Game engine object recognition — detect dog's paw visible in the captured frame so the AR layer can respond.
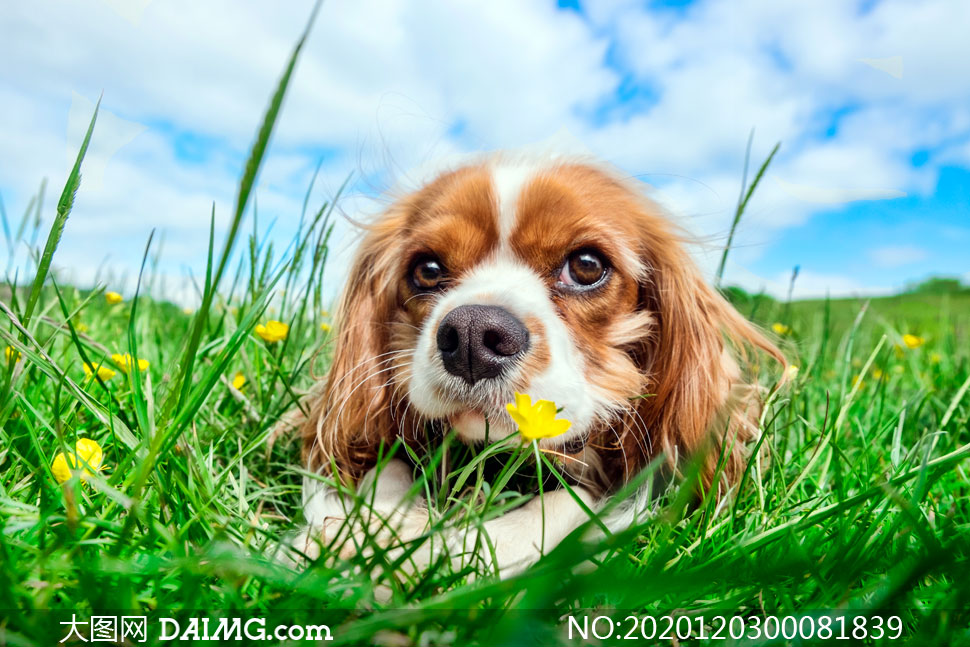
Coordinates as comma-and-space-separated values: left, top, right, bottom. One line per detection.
306, 504, 434, 565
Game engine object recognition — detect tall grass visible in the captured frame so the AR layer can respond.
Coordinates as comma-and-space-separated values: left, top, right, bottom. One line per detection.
1, 8, 970, 646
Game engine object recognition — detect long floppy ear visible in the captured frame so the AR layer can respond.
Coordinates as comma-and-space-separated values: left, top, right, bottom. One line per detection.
301, 206, 408, 484
635, 222, 785, 498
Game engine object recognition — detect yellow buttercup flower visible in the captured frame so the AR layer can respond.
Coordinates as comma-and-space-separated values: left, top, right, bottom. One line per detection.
851, 375, 865, 389
320, 322, 331, 333
505, 392, 572, 441
105, 291, 123, 305
785, 365, 799, 380
255, 320, 289, 343
111, 353, 149, 373
4, 346, 21, 362
83, 361, 116, 381
51, 438, 104, 484
75, 322, 89, 333
771, 322, 791, 335
873, 368, 884, 380
231, 372, 246, 389
902, 334, 924, 349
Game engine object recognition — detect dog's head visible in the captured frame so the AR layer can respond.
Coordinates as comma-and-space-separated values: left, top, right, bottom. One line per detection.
302, 158, 783, 494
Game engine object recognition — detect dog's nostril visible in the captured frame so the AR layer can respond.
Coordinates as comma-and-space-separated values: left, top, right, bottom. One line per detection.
482, 328, 521, 356
438, 325, 460, 353
482, 329, 503, 354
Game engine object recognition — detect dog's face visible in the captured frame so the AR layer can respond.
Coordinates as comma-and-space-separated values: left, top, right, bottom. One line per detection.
304, 158, 782, 492
400, 163, 648, 451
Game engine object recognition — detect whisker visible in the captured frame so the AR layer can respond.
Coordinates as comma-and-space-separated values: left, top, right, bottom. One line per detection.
539, 448, 589, 468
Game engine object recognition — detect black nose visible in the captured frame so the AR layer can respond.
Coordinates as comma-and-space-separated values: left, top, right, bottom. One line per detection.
436, 305, 530, 384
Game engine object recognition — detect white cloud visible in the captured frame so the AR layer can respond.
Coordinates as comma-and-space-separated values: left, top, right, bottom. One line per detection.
67, 91, 147, 193
773, 177, 906, 204
868, 245, 928, 268
0, 0, 967, 303
858, 56, 904, 80
728, 264, 895, 300
100, 0, 155, 25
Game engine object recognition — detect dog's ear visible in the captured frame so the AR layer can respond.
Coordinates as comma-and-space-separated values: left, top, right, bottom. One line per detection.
301, 205, 408, 483
632, 219, 785, 497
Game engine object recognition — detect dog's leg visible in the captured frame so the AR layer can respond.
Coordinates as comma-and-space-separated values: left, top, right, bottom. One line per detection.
296, 463, 599, 582
448, 487, 600, 578
296, 459, 423, 560
360, 485, 599, 583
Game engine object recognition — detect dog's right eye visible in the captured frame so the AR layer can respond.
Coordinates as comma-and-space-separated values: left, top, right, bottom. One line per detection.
411, 257, 446, 290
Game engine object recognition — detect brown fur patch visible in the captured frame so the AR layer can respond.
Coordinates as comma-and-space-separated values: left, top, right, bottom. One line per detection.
301, 165, 501, 480
510, 163, 784, 495
512, 315, 551, 390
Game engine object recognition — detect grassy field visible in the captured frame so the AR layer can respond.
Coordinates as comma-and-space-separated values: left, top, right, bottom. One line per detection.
2, 22, 970, 647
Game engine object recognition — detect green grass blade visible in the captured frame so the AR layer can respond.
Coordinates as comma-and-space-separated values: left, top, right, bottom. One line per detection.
715, 138, 780, 288
21, 99, 99, 329
171, 2, 322, 414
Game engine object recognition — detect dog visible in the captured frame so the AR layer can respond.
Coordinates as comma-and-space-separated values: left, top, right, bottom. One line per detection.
289, 156, 784, 578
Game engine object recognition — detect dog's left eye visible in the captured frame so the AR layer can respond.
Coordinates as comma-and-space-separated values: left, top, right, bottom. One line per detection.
558, 250, 608, 289
412, 257, 446, 290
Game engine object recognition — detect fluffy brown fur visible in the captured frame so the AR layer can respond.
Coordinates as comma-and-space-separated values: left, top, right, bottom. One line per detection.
300, 160, 784, 499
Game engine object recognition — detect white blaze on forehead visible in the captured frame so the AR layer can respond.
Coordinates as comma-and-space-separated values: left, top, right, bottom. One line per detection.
491, 160, 647, 281
490, 162, 540, 247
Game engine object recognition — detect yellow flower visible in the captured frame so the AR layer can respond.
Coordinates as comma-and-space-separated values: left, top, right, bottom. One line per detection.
771, 322, 790, 335
321, 309, 330, 318
182, 307, 194, 316
320, 322, 331, 333
75, 322, 89, 333
105, 291, 123, 305
83, 361, 116, 381
930, 352, 942, 365
4, 346, 21, 362
255, 320, 289, 343
231, 372, 246, 389
902, 334, 924, 349
51, 438, 104, 484
111, 353, 149, 373
505, 392, 572, 441
785, 365, 799, 380
851, 375, 865, 389
873, 368, 884, 380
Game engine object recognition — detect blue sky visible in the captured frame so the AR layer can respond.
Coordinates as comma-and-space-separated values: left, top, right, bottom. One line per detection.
1, 0, 967, 303
758, 166, 970, 289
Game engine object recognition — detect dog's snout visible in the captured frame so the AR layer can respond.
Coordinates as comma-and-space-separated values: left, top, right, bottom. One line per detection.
436, 305, 529, 384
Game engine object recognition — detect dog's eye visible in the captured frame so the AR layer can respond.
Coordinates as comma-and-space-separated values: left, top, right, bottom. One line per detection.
559, 250, 607, 289
412, 257, 446, 290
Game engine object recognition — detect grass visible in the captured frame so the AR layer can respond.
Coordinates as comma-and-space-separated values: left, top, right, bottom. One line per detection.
2, 15, 970, 647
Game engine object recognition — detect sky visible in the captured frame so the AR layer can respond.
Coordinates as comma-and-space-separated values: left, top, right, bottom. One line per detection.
1, 0, 968, 304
